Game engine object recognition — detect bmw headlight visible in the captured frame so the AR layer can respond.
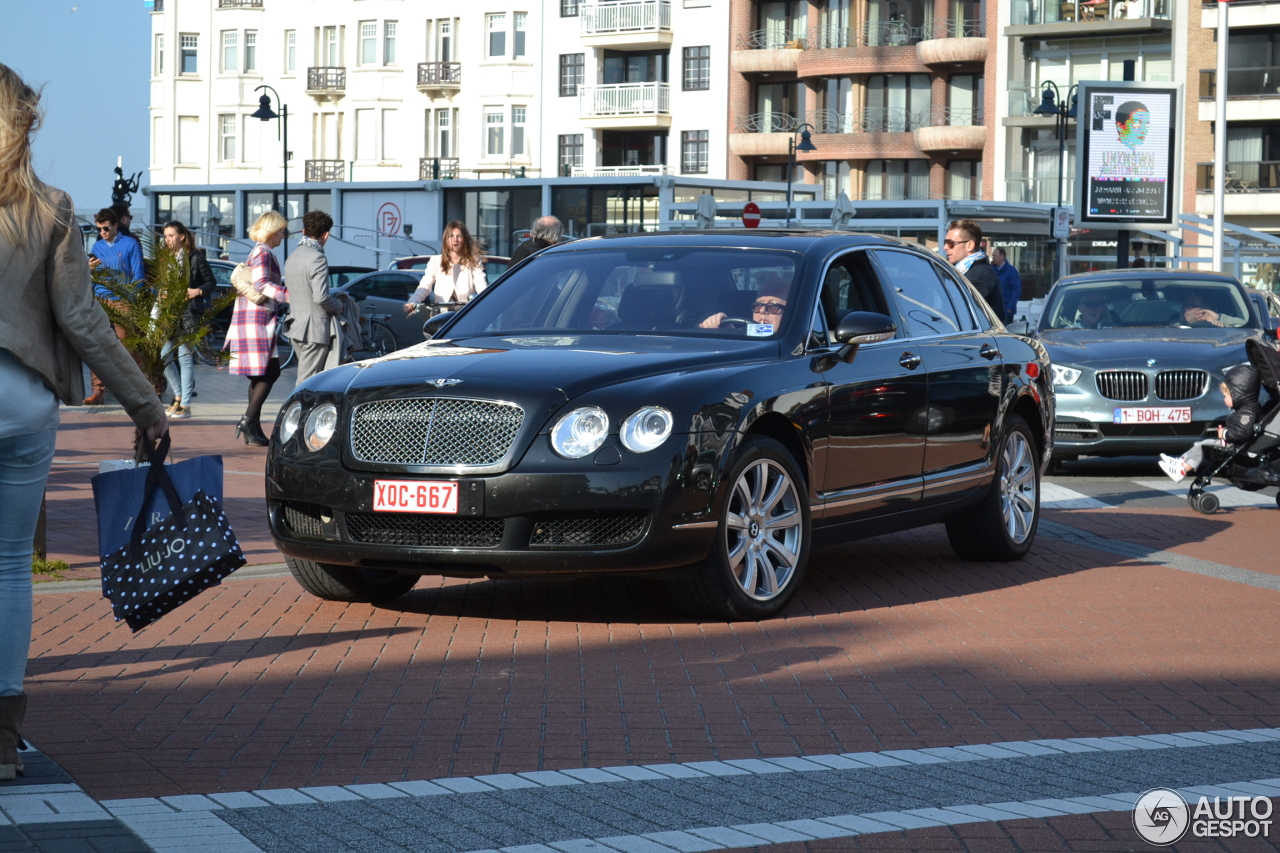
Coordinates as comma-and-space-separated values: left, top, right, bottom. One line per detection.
303, 403, 338, 452
551, 406, 609, 458
620, 406, 673, 453
1051, 365, 1082, 386
279, 402, 303, 444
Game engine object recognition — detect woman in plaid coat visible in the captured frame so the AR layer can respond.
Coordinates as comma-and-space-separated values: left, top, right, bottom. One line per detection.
225, 211, 288, 446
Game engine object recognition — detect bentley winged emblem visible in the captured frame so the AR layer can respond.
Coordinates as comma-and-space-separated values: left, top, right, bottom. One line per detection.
431, 378, 463, 388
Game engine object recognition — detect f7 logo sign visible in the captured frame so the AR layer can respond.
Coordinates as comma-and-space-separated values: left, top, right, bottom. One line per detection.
377, 202, 402, 236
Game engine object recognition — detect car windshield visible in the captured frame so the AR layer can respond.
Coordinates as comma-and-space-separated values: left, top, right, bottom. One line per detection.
1041, 279, 1254, 331
445, 247, 802, 339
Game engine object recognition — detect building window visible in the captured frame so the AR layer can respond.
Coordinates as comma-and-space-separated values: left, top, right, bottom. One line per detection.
487, 14, 507, 58
221, 31, 238, 73
435, 19, 454, 61
437, 108, 454, 157
382, 109, 398, 161
947, 74, 983, 125
823, 161, 852, 200
514, 12, 527, 58
559, 134, 583, 176
244, 30, 257, 72
682, 46, 710, 91
180, 33, 197, 74
559, 54, 584, 97
384, 21, 397, 65
154, 34, 164, 76
946, 160, 983, 200
512, 106, 527, 156
865, 74, 932, 131
561, 0, 579, 16
323, 26, 340, 66
218, 114, 236, 163
485, 107, 505, 155
681, 130, 708, 174
865, 160, 930, 200
360, 21, 377, 66
285, 31, 296, 73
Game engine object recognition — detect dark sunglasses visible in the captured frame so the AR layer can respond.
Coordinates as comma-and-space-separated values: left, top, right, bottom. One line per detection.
1080, 300, 1105, 308
943, 238, 971, 248
96, 225, 114, 231
752, 301, 785, 315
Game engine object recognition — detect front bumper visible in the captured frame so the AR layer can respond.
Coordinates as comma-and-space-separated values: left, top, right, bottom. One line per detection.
1052, 400, 1226, 457
266, 435, 720, 576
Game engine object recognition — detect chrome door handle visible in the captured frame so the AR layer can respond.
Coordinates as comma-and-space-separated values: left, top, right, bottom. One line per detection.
899, 352, 922, 370
980, 343, 1000, 360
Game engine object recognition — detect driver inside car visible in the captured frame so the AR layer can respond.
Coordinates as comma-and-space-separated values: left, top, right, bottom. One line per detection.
1181, 291, 1241, 328
700, 277, 789, 331
1071, 294, 1114, 329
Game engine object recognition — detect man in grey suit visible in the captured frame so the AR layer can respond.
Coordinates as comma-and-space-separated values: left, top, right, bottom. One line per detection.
285, 210, 342, 382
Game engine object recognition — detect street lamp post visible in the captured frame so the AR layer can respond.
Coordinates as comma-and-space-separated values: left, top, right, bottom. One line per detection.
251, 85, 289, 260
1033, 82, 1077, 283
785, 123, 817, 227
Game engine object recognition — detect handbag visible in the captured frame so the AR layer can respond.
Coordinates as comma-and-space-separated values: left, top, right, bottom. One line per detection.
99, 437, 246, 632
230, 262, 268, 305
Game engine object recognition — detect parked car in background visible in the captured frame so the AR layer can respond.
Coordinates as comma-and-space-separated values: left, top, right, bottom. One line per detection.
327, 265, 376, 290
333, 270, 426, 351
1247, 288, 1280, 329
1011, 270, 1268, 466
267, 231, 1053, 620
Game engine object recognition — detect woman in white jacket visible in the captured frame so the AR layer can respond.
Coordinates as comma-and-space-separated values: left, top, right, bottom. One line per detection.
403, 220, 487, 314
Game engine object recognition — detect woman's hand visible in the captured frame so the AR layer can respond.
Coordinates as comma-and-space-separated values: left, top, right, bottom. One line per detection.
403, 302, 418, 316
699, 313, 726, 329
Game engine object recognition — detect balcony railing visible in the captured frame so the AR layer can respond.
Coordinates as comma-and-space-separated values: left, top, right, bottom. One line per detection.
737, 28, 807, 50
417, 62, 461, 87
307, 67, 346, 92
1196, 162, 1280, 193
1006, 172, 1076, 205
811, 20, 926, 49
733, 112, 804, 133
926, 18, 985, 38
811, 107, 934, 133
580, 0, 671, 35
571, 165, 669, 177
1012, 0, 1170, 25
1200, 67, 1280, 99
305, 160, 345, 182
579, 82, 670, 117
217, 0, 263, 7
419, 158, 460, 180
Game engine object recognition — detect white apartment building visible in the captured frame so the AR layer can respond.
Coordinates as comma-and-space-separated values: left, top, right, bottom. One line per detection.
147, 0, 730, 192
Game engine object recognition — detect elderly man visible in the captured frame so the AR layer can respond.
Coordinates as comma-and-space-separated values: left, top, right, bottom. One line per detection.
700, 277, 789, 332
1073, 294, 1113, 330
285, 210, 344, 382
509, 216, 564, 265
1181, 291, 1242, 328
944, 219, 1004, 321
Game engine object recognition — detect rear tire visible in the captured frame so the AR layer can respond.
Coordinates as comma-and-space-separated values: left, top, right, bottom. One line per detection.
286, 557, 418, 603
946, 415, 1040, 561
677, 435, 810, 621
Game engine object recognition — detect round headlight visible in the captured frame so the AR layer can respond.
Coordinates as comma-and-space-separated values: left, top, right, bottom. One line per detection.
303, 403, 338, 452
278, 402, 303, 444
620, 406, 673, 453
1050, 364, 1082, 386
550, 406, 610, 458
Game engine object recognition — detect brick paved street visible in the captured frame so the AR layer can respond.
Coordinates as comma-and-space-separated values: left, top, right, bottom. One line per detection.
6, 364, 1280, 852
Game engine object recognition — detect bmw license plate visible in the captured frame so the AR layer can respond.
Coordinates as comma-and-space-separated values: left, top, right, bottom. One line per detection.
1113, 407, 1192, 425
373, 480, 459, 514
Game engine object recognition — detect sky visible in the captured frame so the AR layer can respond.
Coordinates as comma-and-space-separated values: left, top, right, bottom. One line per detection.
1, 0, 150, 211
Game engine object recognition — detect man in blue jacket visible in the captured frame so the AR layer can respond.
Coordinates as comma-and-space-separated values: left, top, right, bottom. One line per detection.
991, 247, 1022, 323
84, 207, 145, 404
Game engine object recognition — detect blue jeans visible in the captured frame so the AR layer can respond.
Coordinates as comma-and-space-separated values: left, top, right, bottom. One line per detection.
162, 341, 194, 405
0, 428, 56, 696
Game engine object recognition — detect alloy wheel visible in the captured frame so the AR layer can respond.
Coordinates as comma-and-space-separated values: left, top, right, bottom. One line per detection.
724, 459, 803, 600
998, 430, 1037, 544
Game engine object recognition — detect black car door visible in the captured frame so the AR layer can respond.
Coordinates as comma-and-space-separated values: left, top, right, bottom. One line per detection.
814, 250, 927, 526
869, 250, 1003, 500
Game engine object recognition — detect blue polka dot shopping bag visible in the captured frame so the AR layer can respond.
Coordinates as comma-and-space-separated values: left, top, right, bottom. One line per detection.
98, 436, 247, 632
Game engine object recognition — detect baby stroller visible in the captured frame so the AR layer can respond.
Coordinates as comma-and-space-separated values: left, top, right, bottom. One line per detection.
1187, 338, 1280, 514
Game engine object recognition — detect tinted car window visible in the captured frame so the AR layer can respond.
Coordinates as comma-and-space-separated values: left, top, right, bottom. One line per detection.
930, 262, 979, 331
871, 250, 963, 336
820, 251, 889, 326
447, 248, 802, 338
349, 274, 418, 301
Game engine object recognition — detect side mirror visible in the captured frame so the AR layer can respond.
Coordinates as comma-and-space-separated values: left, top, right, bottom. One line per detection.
815, 311, 896, 371
1006, 320, 1031, 336
422, 311, 455, 340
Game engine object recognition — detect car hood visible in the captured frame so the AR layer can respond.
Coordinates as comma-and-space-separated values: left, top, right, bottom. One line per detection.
1039, 328, 1256, 368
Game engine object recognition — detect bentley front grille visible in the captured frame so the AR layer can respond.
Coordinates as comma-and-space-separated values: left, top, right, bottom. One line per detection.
345, 514, 505, 548
350, 398, 524, 467
1155, 370, 1209, 401
1095, 371, 1149, 401
529, 512, 648, 548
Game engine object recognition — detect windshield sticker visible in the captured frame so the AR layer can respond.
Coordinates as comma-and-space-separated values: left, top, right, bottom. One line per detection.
747, 323, 774, 337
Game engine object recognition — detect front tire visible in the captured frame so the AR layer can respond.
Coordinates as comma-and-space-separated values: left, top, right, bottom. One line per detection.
286, 557, 418, 603
946, 415, 1040, 561
679, 435, 811, 620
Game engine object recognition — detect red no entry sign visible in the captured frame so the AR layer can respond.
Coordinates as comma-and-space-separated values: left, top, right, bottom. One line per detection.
742, 202, 761, 228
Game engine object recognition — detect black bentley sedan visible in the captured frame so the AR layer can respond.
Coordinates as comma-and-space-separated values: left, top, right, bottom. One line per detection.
266, 231, 1054, 619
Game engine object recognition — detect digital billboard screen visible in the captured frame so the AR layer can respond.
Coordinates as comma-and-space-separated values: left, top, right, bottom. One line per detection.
1076, 83, 1178, 227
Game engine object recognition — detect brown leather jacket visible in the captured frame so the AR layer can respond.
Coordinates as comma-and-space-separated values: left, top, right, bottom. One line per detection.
0, 188, 164, 429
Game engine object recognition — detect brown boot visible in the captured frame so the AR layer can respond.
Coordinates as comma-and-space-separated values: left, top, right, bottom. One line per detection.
0, 694, 26, 781
82, 391, 106, 406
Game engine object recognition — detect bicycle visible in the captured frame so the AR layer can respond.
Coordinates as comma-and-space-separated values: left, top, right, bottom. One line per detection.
350, 311, 397, 360
193, 312, 294, 369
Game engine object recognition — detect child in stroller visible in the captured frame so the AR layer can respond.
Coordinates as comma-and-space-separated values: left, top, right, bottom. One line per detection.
1159, 339, 1280, 514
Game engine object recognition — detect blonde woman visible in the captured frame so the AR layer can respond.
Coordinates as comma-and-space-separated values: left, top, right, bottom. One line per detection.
0, 63, 166, 780
224, 210, 288, 446
402, 220, 487, 314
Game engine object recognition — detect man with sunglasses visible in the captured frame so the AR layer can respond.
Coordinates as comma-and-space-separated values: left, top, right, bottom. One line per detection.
84, 207, 145, 404
1072, 294, 1114, 330
943, 219, 1004, 322
700, 275, 790, 332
